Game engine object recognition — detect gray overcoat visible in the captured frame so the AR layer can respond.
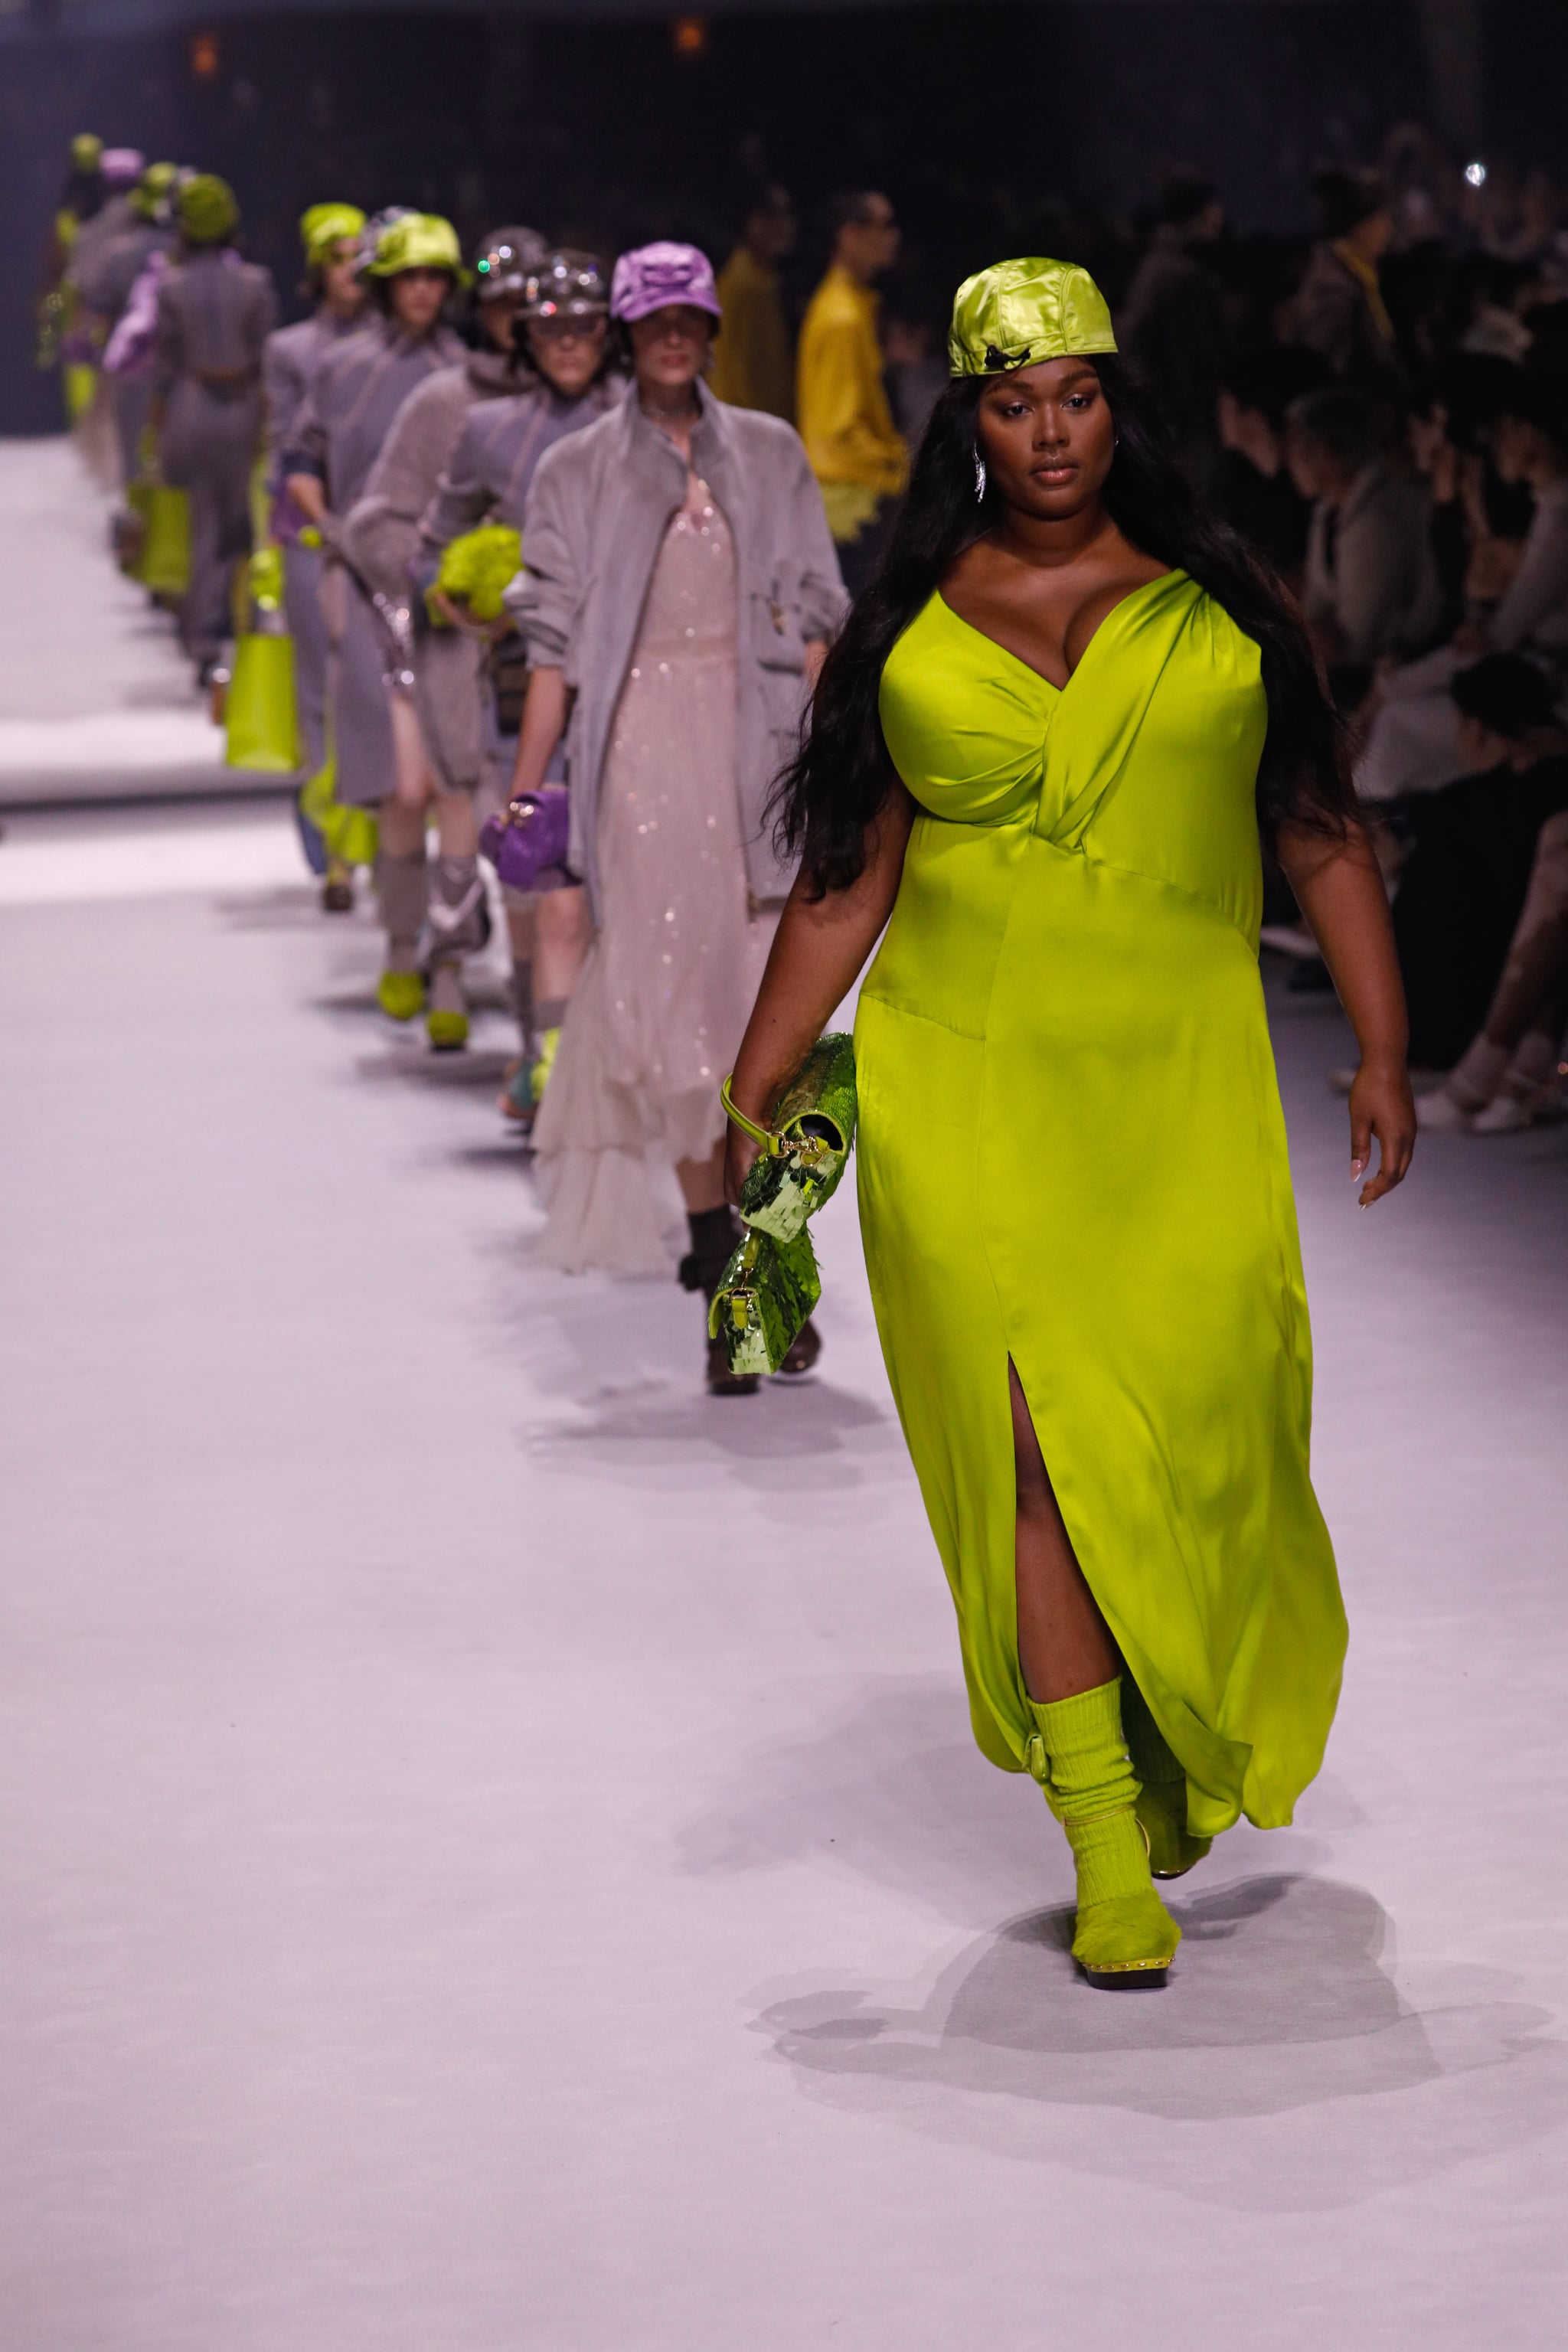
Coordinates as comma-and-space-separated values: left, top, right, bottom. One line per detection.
284, 316, 466, 807
507, 380, 845, 913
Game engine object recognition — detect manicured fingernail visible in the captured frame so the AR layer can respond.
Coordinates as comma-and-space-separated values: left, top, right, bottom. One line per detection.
1350, 1161, 1365, 1181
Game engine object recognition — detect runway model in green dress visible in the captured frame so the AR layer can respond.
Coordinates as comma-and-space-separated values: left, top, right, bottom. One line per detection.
726, 260, 1415, 1986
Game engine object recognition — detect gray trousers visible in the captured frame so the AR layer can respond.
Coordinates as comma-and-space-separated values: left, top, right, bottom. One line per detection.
325, 567, 397, 808
109, 371, 155, 486
161, 384, 258, 668
283, 539, 330, 778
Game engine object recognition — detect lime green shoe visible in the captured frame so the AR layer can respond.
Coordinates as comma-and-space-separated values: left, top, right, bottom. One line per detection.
530, 1024, 560, 1103
1135, 1779, 1214, 1881
377, 969, 426, 1022
426, 1007, 469, 1052
1063, 1806, 1181, 1988
1071, 1885, 1183, 1988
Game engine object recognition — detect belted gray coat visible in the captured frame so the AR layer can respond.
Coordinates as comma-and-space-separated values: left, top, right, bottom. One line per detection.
507, 380, 845, 914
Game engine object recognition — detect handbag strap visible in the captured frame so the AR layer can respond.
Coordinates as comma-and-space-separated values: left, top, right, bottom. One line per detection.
720, 1074, 782, 1157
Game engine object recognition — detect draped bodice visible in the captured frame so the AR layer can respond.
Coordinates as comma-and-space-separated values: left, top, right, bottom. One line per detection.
877, 571, 1269, 944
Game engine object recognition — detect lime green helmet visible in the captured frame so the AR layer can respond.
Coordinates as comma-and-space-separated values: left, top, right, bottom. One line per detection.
300, 201, 366, 270
70, 133, 103, 175
365, 211, 465, 281
178, 173, 240, 248
132, 161, 180, 223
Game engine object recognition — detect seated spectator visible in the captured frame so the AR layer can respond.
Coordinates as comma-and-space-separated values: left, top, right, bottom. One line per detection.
1391, 654, 1568, 1077
1420, 802, 1568, 1129
1288, 384, 1443, 704
1455, 253, 1535, 362
1216, 345, 1330, 580
1119, 170, 1230, 490
1284, 167, 1400, 381
1357, 368, 1568, 801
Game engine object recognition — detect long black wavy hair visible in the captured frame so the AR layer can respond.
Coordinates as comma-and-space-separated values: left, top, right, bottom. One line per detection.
776, 358, 1355, 893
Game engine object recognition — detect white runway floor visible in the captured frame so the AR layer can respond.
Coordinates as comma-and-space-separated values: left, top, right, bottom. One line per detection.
4, 452, 1568, 2348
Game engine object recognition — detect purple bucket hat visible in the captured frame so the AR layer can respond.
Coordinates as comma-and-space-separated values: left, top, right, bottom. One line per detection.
609, 240, 720, 325
100, 148, 146, 189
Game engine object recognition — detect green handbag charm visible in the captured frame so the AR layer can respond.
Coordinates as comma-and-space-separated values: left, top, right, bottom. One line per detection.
712, 1033, 858, 1377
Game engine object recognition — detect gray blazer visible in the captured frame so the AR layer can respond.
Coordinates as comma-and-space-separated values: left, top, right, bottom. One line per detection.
508, 380, 845, 913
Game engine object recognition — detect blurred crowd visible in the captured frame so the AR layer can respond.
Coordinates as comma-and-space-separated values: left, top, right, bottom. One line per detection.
36, 117, 1568, 1244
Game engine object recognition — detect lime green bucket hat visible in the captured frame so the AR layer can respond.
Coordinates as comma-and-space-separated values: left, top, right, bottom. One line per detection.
366, 212, 466, 282
948, 256, 1117, 377
178, 173, 240, 247
300, 201, 367, 268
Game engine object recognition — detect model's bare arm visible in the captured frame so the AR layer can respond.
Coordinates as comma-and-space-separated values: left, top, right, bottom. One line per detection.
1278, 818, 1416, 1206
725, 783, 915, 1203
283, 473, 328, 530
508, 665, 570, 802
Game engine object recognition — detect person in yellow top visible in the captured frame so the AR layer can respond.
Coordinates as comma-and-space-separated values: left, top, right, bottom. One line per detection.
709, 185, 796, 420
796, 190, 907, 591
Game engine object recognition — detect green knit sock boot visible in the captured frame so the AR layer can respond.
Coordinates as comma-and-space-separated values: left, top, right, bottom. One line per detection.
1026, 1677, 1181, 1988
1122, 1680, 1213, 1882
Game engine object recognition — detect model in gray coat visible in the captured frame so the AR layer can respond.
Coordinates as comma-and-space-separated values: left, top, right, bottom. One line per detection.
263, 277, 371, 789
508, 376, 847, 916
505, 244, 844, 1388
342, 343, 529, 796
283, 312, 466, 811
75, 204, 173, 482
155, 241, 279, 676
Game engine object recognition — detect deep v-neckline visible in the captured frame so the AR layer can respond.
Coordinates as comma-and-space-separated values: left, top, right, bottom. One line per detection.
936, 570, 1179, 694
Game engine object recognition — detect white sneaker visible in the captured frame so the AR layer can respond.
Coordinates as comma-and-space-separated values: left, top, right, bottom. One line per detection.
1469, 1091, 1538, 1135
1417, 1087, 1472, 1130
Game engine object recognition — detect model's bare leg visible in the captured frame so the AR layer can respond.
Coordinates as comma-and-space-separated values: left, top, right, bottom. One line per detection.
1011, 1360, 1119, 1702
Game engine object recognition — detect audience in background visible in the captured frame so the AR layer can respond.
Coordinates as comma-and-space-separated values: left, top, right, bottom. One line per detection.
795, 188, 907, 594
1217, 345, 1329, 579
1289, 385, 1443, 702
1284, 167, 1400, 381
709, 183, 797, 420
1119, 170, 1230, 491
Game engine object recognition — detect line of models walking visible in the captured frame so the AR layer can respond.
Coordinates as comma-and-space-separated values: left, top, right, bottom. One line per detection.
52, 162, 858, 1398
51, 172, 1428, 1992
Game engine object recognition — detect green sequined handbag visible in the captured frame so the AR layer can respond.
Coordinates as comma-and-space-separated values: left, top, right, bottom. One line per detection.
711, 1033, 858, 1377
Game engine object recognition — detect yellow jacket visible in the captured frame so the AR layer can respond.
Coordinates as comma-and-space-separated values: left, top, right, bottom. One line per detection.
797, 266, 907, 537
709, 246, 793, 421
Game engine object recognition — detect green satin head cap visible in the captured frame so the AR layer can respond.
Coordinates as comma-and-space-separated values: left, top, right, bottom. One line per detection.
948, 256, 1117, 377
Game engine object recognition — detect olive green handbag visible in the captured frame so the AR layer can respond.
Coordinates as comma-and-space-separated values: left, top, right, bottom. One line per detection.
713, 1033, 858, 1377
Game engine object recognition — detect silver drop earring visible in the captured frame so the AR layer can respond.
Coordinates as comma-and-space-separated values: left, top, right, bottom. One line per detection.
974, 447, 988, 502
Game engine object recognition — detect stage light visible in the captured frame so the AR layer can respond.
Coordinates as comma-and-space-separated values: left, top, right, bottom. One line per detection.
190, 31, 220, 79
672, 15, 708, 57
1464, 160, 1488, 188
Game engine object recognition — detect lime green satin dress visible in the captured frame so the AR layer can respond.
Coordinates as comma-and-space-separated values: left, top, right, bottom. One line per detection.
855, 573, 1346, 1839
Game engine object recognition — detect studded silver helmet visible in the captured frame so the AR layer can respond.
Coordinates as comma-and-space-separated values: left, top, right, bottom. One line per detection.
523, 248, 612, 322
472, 225, 549, 301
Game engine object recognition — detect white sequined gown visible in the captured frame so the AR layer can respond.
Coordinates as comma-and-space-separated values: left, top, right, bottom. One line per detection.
534, 472, 776, 1272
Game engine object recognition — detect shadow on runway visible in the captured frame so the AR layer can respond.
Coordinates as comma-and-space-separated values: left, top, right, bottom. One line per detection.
542, 1371, 889, 1463
217, 884, 338, 930
350, 1046, 515, 1089
753, 1875, 1564, 2184
697, 1674, 1568, 2200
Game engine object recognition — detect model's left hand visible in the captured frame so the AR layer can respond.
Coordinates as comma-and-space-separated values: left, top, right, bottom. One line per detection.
1348, 1060, 1416, 1206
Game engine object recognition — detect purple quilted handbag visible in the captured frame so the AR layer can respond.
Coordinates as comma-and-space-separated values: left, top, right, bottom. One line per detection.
479, 786, 572, 891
